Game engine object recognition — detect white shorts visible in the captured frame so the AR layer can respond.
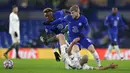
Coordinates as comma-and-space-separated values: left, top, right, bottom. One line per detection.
10, 32, 20, 43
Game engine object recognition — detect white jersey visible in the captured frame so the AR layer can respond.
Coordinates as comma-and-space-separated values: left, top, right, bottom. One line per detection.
65, 53, 94, 70
9, 12, 20, 43
9, 12, 20, 35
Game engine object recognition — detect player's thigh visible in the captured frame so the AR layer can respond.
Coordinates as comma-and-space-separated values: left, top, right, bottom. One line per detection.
109, 35, 118, 45
72, 44, 80, 53
79, 38, 92, 49
80, 38, 96, 53
108, 32, 118, 42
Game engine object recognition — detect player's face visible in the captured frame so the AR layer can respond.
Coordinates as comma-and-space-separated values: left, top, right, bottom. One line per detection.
13, 7, 18, 13
112, 8, 118, 15
44, 12, 53, 21
71, 11, 79, 19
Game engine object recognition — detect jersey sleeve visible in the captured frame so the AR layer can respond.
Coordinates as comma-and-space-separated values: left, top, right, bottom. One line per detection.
54, 10, 64, 18
50, 15, 69, 25
82, 17, 90, 34
104, 15, 109, 27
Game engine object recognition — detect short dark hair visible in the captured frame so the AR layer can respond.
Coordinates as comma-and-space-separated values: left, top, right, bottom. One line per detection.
12, 5, 18, 9
43, 8, 53, 13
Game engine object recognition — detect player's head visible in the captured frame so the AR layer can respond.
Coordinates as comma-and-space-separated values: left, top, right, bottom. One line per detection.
80, 55, 88, 66
43, 8, 54, 21
69, 5, 80, 19
112, 7, 118, 16
12, 5, 18, 13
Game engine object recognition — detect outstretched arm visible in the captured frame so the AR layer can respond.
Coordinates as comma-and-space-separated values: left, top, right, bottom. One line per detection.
94, 63, 118, 70
68, 37, 80, 56
50, 15, 69, 25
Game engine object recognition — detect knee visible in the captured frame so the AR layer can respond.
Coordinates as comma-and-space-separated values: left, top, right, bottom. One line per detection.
88, 45, 95, 53
56, 34, 64, 39
72, 45, 80, 53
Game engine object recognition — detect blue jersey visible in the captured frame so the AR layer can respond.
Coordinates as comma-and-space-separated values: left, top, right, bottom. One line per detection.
104, 13, 126, 42
51, 14, 90, 38
66, 15, 90, 38
51, 14, 92, 48
104, 13, 126, 32
43, 10, 66, 34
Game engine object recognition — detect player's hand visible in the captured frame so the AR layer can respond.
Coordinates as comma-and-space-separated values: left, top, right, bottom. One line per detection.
61, 25, 68, 33
109, 63, 118, 69
40, 36, 44, 42
40, 36, 48, 45
54, 52, 60, 62
14, 32, 18, 37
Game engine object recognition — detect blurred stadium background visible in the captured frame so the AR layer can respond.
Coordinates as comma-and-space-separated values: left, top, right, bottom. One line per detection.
0, 0, 130, 60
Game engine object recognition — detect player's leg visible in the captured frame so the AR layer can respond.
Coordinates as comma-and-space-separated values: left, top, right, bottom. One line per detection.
14, 32, 20, 59
80, 38, 101, 67
15, 43, 20, 58
88, 45, 101, 67
104, 32, 114, 60
56, 34, 72, 66
111, 32, 123, 60
50, 42, 61, 62
104, 44, 113, 60
4, 32, 20, 59
40, 33, 61, 61
112, 42, 123, 60
4, 43, 16, 59
68, 37, 81, 60
70, 44, 81, 59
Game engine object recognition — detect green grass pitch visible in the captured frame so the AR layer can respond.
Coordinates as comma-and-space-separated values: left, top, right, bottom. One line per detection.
0, 59, 130, 73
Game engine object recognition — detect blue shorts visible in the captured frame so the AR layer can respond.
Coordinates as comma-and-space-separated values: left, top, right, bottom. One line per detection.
69, 37, 92, 49
108, 31, 118, 43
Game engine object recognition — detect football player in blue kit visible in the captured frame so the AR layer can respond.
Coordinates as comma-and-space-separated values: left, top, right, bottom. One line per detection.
40, 8, 69, 62
50, 5, 101, 67
104, 7, 128, 60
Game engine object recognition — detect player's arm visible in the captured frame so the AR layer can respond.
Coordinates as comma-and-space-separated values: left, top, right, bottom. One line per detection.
94, 63, 118, 70
82, 17, 90, 35
119, 15, 129, 30
68, 37, 80, 56
50, 15, 69, 25
104, 16, 110, 27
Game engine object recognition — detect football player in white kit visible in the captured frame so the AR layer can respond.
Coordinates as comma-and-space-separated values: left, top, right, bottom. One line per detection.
66, 38, 118, 70
54, 34, 118, 70
4, 5, 20, 59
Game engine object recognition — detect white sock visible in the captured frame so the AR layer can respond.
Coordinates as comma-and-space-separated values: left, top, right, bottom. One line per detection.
105, 45, 113, 58
60, 44, 73, 66
92, 51, 101, 67
60, 44, 68, 54
114, 45, 122, 58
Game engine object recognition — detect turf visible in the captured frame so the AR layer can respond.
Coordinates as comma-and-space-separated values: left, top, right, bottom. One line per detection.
0, 59, 130, 73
